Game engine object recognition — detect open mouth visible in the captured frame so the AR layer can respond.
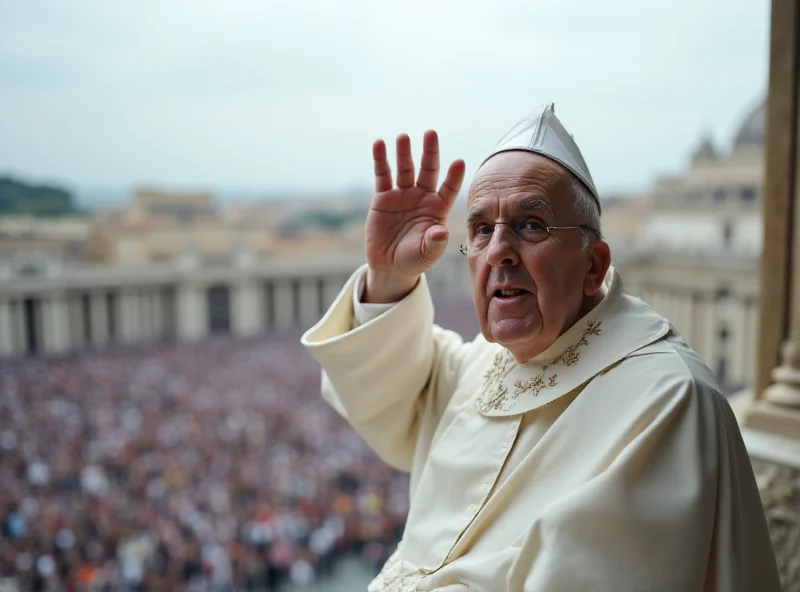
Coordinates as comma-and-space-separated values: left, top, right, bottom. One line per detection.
494, 289, 529, 298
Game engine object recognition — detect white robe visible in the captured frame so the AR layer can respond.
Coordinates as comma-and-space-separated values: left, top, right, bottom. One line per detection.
301, 265, 780, 591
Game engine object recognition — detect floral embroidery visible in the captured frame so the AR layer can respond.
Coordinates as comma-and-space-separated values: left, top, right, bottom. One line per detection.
369, 550, 427, 592
475, 320, 603, 413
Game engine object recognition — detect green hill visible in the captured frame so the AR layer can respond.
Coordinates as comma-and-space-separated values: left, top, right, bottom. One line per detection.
0, 176, 82, 217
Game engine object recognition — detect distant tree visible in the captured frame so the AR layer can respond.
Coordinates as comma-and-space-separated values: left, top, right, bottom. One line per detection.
0, 176, 82, 217
281, 206, 368, 233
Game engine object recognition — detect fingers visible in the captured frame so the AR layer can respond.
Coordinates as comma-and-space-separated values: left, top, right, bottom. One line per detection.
421, 225, 449, 266
416, 130, 440, 192
438, 159, 466, 205
373, 140, 392, 193
395, 134, 415, 189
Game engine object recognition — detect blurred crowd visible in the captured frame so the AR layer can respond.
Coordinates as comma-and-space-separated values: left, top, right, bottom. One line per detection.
0, 328, 420, 591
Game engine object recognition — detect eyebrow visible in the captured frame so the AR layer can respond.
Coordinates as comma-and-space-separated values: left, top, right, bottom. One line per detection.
466, 198, 553, 224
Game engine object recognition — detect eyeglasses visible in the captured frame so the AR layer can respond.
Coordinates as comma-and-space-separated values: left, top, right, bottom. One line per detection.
459, 220, 600, 256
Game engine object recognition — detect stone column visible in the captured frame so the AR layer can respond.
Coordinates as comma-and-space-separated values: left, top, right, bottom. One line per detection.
151, 289, 164, 341
746, 0, 800, 434
68, 294, 84, 350
120, 290, 140, 343
139, 290, 153, 341
698, 293, 718, 369
322, 276, 345, 311
746, 298, 759, 385
233, 281, 263, 337
272, 281, 295, 329
741, 4, 800, 588
679, 292, 696, 345
665, 292, 680, 332
177, 283, 205, 342
298, 279, 320, 328
727, 297, 747, 386
0, 299, 13, 357
111, 290, 124, 343
13, 300, 26, 355
43, 294, 70, 354
90, 292, 109, 346
762, 286, 800, 408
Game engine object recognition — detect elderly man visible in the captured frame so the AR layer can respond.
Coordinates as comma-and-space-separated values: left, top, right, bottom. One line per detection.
301, 105, 780, 591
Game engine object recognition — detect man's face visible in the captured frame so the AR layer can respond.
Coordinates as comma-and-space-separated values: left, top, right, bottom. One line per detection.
466, 151, 605, 362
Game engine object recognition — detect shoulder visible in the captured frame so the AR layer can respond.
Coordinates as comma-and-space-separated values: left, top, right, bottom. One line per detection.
590, 328, 728, 421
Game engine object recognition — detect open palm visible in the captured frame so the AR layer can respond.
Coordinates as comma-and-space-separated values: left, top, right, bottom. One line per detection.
365, 131, 466, 278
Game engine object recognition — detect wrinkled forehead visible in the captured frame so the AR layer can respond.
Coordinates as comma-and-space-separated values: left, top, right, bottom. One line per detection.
467, 151, 572, 215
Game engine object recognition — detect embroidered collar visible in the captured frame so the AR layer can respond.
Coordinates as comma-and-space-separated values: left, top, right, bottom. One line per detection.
476, 319, 603, 414
474, 267, 670, 417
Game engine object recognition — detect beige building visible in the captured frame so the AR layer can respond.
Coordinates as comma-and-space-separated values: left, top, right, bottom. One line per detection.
86, 189, 280, 265
85, 189, 378, 265
0, 215, 92, 266
617, 100, 765, 393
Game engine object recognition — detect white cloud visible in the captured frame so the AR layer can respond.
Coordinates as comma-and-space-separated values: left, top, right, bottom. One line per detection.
0, 0, 769, 198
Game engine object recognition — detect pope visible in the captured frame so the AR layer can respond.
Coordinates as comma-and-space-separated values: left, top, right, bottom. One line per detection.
301, 104, 780, 591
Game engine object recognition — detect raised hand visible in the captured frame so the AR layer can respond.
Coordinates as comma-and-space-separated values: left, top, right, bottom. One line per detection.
363, 130, 466, 303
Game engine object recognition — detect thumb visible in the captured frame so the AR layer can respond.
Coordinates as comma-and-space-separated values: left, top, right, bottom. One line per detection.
421, 225, 449, 266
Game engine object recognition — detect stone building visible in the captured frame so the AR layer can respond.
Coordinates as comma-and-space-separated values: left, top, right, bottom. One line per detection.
84, 189, 279, 265
0, 250, 471, 358
617, 100, 765, 393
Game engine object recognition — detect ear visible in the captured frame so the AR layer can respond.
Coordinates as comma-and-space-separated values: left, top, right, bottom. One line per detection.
583, 241, 611, 296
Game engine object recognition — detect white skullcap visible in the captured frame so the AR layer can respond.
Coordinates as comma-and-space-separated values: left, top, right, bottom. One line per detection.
481, 103, 600, 212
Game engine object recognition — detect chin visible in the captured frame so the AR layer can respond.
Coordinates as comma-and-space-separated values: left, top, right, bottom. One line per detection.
487, 316, 541, 347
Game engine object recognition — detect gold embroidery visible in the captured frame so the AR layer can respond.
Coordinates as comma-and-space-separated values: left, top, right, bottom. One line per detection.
475, 320, 603, 413
369, 551, 425, 592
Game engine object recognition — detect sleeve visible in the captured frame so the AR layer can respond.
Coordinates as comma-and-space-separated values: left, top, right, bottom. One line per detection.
351, 267, 398, 327
505, 366, 780, 592
301, 264, 473, 472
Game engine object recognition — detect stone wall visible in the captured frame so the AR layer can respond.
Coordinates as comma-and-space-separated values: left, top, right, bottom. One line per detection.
753, 459, 800, 590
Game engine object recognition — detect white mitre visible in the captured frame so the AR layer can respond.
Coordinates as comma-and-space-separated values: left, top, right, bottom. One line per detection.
481, 103, 600, 211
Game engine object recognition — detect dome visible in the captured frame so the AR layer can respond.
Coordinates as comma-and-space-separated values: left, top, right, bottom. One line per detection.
732, 100, 765, 151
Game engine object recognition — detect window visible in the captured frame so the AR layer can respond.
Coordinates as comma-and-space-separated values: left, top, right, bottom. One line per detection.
723, 222, 734, 246
716, 289, 733, 318
17, 264, 41, 277
742, 187, 757, 202
716, 357, 728, 382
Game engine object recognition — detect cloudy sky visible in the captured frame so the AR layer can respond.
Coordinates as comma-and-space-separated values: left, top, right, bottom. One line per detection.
0, 1, 769, 203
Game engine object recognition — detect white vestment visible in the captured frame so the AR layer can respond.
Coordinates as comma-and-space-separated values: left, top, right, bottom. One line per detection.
301, 266, 780, 591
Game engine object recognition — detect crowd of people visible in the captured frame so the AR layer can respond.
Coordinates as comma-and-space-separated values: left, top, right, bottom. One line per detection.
0, 298, 480, 592
0, 327, 417, 591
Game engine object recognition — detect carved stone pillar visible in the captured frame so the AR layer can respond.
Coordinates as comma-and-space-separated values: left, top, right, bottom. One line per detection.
740, 0, 800, 585
762, 165, 800, 408
746, 0, 800, 437
764, 337, 800, 407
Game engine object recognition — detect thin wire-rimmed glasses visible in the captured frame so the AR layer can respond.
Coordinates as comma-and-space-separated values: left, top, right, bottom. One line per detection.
459, 221, 600, 256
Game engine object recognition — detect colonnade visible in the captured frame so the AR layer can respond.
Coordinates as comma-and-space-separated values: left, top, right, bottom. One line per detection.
0, 276, 352, 357
0, 252, 474, 359
633, 284, 759, 388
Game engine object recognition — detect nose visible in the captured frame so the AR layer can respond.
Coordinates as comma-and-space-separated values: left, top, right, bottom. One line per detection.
484, 224, 520, 268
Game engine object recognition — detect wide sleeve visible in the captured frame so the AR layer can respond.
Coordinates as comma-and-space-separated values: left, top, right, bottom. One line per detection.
301, 265, 472, 472
505, 366, 780, 592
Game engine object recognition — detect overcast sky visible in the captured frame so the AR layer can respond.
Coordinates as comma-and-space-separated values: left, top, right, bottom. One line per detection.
0, 0, 769, 203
